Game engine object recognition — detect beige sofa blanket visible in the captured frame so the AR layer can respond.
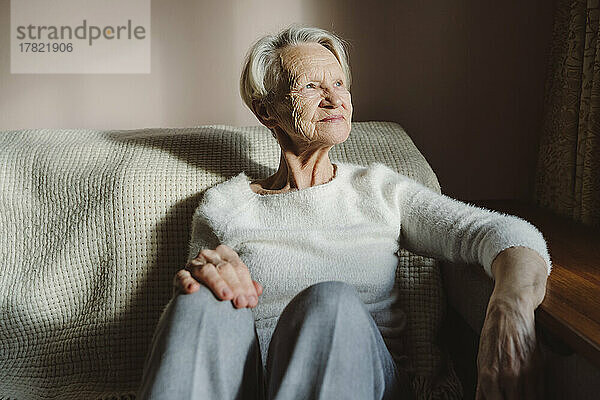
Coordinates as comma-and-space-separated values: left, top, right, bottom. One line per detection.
0, 122, 459, 399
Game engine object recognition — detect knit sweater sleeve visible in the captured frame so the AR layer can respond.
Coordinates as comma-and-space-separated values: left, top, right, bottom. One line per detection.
186, 201, 220, 264
396, 176, 552, 279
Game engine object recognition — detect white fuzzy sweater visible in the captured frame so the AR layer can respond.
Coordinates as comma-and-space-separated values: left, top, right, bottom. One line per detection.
187, 162, 551, 367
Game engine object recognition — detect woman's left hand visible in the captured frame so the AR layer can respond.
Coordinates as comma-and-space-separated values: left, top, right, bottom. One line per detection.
475, 295, 543, 399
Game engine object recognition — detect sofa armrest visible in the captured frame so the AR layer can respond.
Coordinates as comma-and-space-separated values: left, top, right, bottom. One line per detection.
440, 261, 494, 335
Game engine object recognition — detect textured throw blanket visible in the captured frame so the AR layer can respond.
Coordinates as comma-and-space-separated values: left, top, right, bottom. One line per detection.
0, 122, 460, 399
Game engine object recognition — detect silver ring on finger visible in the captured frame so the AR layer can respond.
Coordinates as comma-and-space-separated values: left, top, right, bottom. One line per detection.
214, 261, 227, 271
187, 259, 206, 272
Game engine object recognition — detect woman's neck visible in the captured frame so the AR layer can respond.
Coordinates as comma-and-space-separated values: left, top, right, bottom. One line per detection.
252, 144, 336, 193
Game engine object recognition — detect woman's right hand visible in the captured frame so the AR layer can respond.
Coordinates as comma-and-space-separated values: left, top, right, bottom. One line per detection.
173, 244, 263, 309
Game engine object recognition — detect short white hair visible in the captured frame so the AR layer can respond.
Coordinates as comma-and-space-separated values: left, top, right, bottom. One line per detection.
240, 25, 351, 111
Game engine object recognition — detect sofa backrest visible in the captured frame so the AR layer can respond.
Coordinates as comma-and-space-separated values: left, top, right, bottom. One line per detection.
0, 122, 458, 399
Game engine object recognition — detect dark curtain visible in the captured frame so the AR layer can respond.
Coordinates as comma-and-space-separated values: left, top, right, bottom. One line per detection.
535, 0, 600, 227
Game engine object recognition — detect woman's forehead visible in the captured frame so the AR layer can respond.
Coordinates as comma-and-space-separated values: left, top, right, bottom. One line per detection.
280, 43, 343, 79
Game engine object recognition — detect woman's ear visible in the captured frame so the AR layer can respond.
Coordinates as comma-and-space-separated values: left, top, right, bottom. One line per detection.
251, 99, 279, 129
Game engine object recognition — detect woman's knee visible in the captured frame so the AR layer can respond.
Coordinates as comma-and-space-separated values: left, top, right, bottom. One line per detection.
169, 284, 254, 329
171, 283, 219, 312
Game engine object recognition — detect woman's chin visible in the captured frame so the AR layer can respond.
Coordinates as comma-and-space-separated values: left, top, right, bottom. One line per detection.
333, 130, 351, 144
316, 124, 351, 145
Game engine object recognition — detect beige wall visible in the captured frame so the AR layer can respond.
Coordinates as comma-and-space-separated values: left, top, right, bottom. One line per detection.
0, 0, 555, 201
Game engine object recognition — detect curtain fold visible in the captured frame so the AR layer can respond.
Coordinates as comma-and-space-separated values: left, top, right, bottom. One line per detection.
535, 0, 600, 226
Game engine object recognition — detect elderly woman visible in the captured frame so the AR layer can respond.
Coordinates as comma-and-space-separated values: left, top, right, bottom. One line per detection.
138, 26, 551, 400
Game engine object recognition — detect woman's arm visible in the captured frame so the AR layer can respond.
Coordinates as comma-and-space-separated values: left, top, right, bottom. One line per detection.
491, 246, 548, 309
397, 176, 551, 278
174, 206, 263, 309
187, 208, 220, 264
474, 246, 548, 399
396, 176, 550, 399
173, 209, 219, 295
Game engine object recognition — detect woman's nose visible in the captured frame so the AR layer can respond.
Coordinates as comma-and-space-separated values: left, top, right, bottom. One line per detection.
319, 90, 343, 108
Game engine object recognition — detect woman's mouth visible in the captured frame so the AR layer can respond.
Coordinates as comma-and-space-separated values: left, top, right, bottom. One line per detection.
319, 115, 345, 122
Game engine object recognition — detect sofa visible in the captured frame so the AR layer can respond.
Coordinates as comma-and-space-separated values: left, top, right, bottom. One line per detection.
1, 121, 483, 399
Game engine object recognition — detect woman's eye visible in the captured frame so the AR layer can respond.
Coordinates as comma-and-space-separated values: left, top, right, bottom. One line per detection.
305, 83, 316, 89
334, 81, 343, 87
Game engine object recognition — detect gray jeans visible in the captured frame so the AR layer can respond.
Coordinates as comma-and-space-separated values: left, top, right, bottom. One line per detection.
138, 280, 412, 399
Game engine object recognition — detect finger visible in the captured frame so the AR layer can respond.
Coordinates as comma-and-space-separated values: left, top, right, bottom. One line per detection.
174, 269, 200, 294
172, 269, 186, 297
188, 250, 222, 283
499, 346, 520, 400
477, 372, 503, 400
230, 262, 258, 307
475, 381, 486, 400
253, 280, 263, 296
215, 261, 249, 308
475, 381, 484, 400
173, 269, 189, 289
215, 245, 258, 307
195, 248, 223, 266
193, 263, 234, 301
215, 243, 241, 261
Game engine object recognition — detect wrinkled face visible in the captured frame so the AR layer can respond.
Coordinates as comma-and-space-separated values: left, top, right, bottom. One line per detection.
268, 42, 353, 146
